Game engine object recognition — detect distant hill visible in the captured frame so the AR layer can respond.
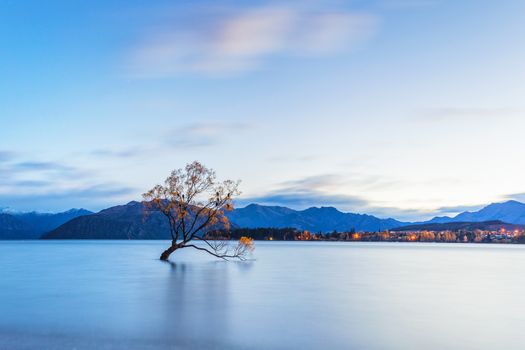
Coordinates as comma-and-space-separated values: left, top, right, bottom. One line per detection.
16, 209, 93, 233
227, 204, 404, 232
226, 204, 296, 228
392, 220, 525, 232
424, 200, 525, 225
0, 209, 92, 239
0, 214, 34, 239
43, 202, 170, 239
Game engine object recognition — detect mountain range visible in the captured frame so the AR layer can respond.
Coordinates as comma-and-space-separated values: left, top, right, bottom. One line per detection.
42, 202, 403, 240
424, 200, 525, 224
226, 204, 403, 232
0, 209, 92, 239
392, 220, 525, 232
2, 200, 525, 240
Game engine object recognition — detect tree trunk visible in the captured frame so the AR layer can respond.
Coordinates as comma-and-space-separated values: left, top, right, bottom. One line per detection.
160, 241, 180, 261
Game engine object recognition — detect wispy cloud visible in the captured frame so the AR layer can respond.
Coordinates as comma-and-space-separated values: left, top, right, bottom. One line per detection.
89, 148, 144, 158
0, 154, 136, 211
238, 174, 403, 218
1, 160, 90, 183
0, 151, 16, 162
504, 192, 525, 203
380, 0, 439, 9
432, 204, 486, 216
238, 191, 370, 211
237, 187, 485, 221
267, 155, 320, 163
10, 180, 54, 188
83, 121, 252, 159
278, 174, 348, 193
236, 173, 498, 221
127, 4, 378, 77
238, 189, 435, 221
167, 122, 252, 149
418, 107, 522, 122
239, 174, 364, 207
12, 161, 75, 172
0, 184, 136, 212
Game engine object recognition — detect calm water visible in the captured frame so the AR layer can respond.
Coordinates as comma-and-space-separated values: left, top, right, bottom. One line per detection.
1, 241, 525, 350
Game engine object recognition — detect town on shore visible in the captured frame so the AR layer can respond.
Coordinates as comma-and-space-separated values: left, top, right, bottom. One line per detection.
209, 226, 525, 244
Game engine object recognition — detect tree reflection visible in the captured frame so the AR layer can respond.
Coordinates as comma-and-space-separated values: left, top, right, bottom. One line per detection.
160, 261, 232, 348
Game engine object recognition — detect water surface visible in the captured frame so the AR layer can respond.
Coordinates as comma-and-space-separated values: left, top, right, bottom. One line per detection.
1, 241, 524, 349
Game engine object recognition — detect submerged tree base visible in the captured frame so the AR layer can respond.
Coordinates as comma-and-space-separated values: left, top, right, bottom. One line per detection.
160, 241, 181, 261
159, 238, 254, 261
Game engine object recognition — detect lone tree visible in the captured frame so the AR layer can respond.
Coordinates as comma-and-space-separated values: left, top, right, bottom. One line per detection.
143, 161, 253, 261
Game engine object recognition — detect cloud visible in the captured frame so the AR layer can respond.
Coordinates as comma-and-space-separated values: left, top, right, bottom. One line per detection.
167, 122, 251, 149
0, 154, 135, 211
380, 0, 439, 9
83, 122, 251, 158
268, 155, 319, 162
279, 173, 402, 193
236, 173, 498, 221
279, 174, 343, 190
237, 187, 482, 221
0, 160, 89, 183
504, 193, 525, 203
1, 160, 78, 181
89, 148, 144, 158
0, 184, 137, 212
358, 206, 432, 221
0, 151, 15, 162
432, 204, 486, 216
12, 161, 75, 172
237, 174, 401, 218
10, 180, 54, 188
237, 174, 368, 208
127, 4, 378, 77
238, 191, 369, 210
418, 107, 522, 122
238, 189, 435, 221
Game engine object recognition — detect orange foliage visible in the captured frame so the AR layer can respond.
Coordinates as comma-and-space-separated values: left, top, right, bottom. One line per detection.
443, 231, 456, 242
297, 230, 312, 241
419, 231, 435, 242
239, 236, 255, 252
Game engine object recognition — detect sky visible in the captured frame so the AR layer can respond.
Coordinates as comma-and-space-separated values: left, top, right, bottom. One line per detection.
1, 0, 525, 220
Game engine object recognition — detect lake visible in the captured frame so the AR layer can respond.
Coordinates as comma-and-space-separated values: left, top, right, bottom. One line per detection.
1, 241, 524, 349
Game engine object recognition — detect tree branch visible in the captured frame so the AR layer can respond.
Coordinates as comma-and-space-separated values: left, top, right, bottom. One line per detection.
184, 244, 246, 261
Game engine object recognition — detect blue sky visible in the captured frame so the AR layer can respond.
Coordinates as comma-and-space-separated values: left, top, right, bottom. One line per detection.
1, 0, 525, 220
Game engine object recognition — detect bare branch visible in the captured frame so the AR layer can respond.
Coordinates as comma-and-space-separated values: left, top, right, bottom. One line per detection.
184, 244, 247, 261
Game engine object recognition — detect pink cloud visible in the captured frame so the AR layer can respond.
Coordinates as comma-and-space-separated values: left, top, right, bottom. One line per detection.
127, 5, 379, 77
